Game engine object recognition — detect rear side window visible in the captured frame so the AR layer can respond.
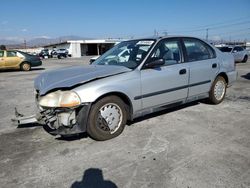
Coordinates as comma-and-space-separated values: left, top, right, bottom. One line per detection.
7, 51, 17, 57
219, 47, 232, 52
234, 47, 243, 52
0, 51, 4, 57
183, 38, 216, 62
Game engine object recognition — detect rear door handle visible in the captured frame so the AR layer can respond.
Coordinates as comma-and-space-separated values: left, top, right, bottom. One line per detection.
212, 63, 217, 68
179, 69, 186, 75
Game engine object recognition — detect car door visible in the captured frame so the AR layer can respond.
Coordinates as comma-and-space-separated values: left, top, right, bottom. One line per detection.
139, 38, 189, 110
0, 50, 5, 68
5, 51, 22, 68
236, 47, 245, 61
232, 47, 240, 61
182, 38, 219, 99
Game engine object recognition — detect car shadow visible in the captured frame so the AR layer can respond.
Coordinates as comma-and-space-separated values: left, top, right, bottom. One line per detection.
241, 73, 250, 80
70, 168, 117, 188
127, 101, 200, 126
56, 133, 89, 141
0, 67, 45, 72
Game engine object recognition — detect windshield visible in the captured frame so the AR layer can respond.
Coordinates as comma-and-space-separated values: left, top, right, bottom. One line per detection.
218, 47, 233, 52
92, 39, 156, 69
16, 51, 30, 57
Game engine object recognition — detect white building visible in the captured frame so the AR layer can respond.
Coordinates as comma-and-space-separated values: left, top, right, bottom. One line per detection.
43, 39, 124, 58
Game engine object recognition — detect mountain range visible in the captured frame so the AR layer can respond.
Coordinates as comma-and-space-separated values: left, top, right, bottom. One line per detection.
0, 35, 92, 47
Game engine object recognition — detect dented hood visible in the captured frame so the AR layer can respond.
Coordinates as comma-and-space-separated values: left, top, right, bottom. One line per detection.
34, 65, 131, 95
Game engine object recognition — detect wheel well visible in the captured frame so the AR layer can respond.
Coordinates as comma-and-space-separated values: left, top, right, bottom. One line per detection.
20, 61, 30, 66
96, 92, 133, 121
217, 72, 228, 84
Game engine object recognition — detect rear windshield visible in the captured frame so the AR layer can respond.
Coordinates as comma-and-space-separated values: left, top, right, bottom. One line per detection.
218, 47, 232, 52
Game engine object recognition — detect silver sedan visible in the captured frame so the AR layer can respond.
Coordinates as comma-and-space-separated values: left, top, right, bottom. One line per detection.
34, 36, 237, 140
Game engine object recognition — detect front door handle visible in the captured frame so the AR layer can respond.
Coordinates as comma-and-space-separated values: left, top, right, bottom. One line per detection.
212, 63, 217, 68
179, 69, 186, 75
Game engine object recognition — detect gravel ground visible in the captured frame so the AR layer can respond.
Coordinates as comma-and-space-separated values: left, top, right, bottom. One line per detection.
0, 57, 249, 188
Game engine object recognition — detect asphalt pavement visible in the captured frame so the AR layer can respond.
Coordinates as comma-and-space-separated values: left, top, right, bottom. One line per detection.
0, 57, 249, 188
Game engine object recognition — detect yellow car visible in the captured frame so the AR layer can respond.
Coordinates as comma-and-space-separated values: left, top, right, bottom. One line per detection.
0, 50, 42, 71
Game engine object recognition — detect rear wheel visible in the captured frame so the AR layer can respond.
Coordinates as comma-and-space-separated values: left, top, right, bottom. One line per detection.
87, 96, 127, 141
242, 55, 248, 63
20, 62, 31, 71
208, 76, 227, 104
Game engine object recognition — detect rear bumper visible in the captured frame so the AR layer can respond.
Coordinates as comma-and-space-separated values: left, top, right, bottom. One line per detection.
227, 70, 237, 87
31, 60, 42, 67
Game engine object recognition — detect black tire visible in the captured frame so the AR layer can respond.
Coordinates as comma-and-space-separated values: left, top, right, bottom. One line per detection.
20, 62, 31, 71
242, 55, 248, 63
87, 96, 127, 141
208, 76, 227, 104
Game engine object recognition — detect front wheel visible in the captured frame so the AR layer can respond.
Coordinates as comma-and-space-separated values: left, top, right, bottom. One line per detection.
87, 96, 127, 141
208, 76, 227, 104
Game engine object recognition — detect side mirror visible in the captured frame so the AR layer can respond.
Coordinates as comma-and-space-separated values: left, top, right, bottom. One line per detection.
89, 56, 100, 64
232, 50, 237, 53
89, 59, 95, 64
144, 58, 165, 68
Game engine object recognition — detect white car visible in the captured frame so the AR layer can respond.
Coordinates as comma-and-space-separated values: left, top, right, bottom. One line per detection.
90, 49, 130, 64
246, 47, 250, 56
218, 46, 248, 63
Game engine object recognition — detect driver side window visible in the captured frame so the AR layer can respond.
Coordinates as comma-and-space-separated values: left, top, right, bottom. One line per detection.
149, 39, 182, 66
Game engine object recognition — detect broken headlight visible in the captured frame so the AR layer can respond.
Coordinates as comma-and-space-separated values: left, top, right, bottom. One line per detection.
39, 91, 81, 108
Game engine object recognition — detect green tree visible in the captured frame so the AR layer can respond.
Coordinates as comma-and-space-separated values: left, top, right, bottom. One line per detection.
0, 45, 7, 50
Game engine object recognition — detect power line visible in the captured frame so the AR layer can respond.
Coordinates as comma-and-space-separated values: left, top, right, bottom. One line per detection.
224, 32, 250, 38
209, 21, 250, 30
210, 27, 250, 36
168, 20, 250, 34
118, 16, 250, 40
164, 16, 250, 33
195, 16, 250, 28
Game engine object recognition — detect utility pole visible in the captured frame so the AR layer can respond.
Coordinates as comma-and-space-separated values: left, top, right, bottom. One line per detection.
24, 39, 27, 51
154, 29, 158, 37
206, 28, 209, 41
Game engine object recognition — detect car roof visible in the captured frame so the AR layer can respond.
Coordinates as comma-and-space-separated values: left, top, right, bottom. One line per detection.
125, 35, 206, 41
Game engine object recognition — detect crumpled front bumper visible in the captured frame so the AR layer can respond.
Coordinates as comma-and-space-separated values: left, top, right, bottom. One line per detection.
37, 104, 91, 136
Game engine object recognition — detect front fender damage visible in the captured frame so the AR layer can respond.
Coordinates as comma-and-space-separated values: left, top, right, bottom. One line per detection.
13, 104, 92, 136
40, 104, 91, 136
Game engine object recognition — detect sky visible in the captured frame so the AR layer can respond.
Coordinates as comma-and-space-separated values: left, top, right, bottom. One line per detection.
0, 0, 250, 42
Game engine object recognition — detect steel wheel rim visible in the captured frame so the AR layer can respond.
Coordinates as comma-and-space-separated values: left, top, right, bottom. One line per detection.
214, 80, 226, 101
23, 63, 30, 70
97, 103, 123, 134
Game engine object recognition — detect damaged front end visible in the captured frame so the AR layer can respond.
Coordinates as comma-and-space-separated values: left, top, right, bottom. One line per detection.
34, 89, 92, 136
37, 104, 91, 136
